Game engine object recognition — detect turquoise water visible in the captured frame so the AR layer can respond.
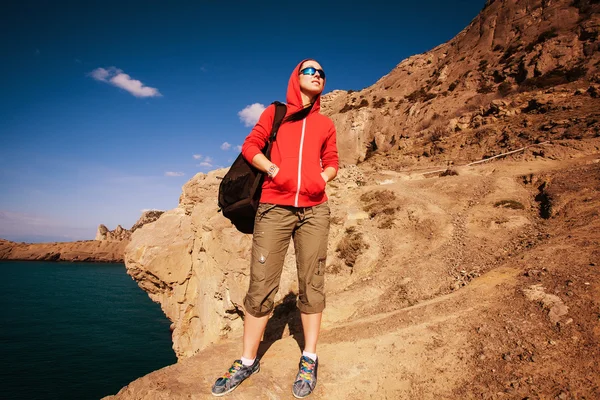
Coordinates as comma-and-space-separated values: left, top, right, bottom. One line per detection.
0, 261, 177, 400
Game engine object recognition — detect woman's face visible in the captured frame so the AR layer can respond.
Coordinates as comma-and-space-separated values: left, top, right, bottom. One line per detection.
298, 60, 325, 100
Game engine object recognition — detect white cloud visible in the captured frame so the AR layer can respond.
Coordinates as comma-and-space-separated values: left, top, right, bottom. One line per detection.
198, 161, 213, 167
164, 171, 184, 177
89, 67, 162, 98
220, 142, 231, 151
236, 145, 242, 152
204, 156, 213, 163
90, 68, 109, 81
193, 154, 202, 160
238, 103, 266, 127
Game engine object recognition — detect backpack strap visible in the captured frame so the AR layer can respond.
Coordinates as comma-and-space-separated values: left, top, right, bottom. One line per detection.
265, 101, 287, 159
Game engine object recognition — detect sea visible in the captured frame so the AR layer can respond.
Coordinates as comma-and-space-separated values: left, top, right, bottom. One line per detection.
0, 261, 177, 400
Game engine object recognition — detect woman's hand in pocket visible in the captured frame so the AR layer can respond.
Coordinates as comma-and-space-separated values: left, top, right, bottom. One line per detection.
320, 171, 329, 184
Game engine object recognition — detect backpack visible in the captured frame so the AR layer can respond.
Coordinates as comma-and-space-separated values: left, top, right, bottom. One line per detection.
217, 101, 287, 234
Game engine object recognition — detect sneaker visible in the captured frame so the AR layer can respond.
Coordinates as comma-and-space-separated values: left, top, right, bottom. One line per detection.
292, 356, 318, 398
211, 358, 260, 397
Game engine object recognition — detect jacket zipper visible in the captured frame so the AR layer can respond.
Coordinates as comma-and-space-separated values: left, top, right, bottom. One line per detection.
294, 118, 307, 207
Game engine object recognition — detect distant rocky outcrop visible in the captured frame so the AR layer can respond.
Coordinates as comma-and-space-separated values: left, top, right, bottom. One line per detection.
1, 210, 164, 262
0, 238, 128, 262
95, 210, 164, 242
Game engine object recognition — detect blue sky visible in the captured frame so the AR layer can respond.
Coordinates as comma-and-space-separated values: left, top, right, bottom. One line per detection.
0, 0, 485, 242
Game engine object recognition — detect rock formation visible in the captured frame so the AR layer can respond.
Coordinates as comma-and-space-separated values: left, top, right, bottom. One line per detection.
112, 0, 600, 397
95, 210, 165, 241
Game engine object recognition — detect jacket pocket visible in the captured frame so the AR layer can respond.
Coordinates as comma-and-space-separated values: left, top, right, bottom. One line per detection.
311, 257, 326, 290
300, 171, 326, 196
269, 158, 297, 192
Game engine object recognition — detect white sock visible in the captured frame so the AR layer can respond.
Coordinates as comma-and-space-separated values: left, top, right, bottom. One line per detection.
240, 356, 255, 366
302, 351, 317, 362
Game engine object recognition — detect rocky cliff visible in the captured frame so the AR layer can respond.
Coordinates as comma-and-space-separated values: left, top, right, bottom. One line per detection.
113, 0, 600, 398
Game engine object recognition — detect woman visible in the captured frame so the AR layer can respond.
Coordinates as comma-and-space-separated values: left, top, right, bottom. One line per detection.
212, 59, 338, 398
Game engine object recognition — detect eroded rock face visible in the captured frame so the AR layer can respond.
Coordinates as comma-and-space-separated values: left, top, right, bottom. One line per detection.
320, 0, 599, 165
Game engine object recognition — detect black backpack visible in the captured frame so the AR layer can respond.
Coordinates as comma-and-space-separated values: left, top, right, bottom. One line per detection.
217, 101, 287, 234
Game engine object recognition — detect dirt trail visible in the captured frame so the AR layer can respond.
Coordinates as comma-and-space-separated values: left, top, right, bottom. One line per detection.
106, 151, 600, 399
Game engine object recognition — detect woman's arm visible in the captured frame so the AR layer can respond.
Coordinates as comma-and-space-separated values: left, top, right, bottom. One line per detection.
251, 153, 279, 178
321, 124, 339, 182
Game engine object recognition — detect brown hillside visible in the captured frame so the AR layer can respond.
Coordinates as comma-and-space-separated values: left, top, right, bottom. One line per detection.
322, 0, 600, 165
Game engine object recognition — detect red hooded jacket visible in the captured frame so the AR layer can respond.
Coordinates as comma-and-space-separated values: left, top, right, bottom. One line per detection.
241, 60, 339, 208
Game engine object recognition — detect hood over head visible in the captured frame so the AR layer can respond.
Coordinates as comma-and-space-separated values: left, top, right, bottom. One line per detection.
286, 59, 323, 114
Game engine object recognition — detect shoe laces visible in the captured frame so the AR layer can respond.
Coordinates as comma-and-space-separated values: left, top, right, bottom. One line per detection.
222, 361, 243, 379
298, 358, 315, 382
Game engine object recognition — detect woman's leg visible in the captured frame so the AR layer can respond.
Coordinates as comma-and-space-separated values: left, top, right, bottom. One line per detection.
300, 311, 322, 354
242, 313, 269, 359
291, 202, 330, 397
212, 204, 295, 396
242, 204, 296, 358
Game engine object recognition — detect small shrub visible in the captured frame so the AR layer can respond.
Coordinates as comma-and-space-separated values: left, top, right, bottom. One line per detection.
478, 60, 489, 72
378, 217, 395, 229
494, 200, 525, 209
509, 60, 528, 84
519, 66, 587, 91
406, 88, 437, 103
339, 103, 354, 113
536, 28, 558, 44
364, 138, 378, 160
373, 97, 387, 108
448, 81, 459, 91
572, 0, 596, 16
493, 44, 504, 52
493, 70, 506, 83
498, 81, 513, 96
500, 44, 521, 64
439, 169, 459, 177
430, 126, 446, 142
477, 81, 495, 94
336, 227, 369, 268
360, 190, 398, 218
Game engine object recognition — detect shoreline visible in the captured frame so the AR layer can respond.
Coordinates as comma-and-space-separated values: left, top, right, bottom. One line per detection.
0, 238, 128, 264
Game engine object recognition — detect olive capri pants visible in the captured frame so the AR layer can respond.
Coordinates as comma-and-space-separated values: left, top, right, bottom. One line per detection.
243, 202, 330, 317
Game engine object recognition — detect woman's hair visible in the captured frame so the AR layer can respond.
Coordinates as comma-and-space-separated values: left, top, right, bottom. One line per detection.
283, 102, 315, 123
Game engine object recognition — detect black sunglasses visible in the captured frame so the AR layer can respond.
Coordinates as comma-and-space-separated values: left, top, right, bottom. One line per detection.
299, 66, 326, 80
